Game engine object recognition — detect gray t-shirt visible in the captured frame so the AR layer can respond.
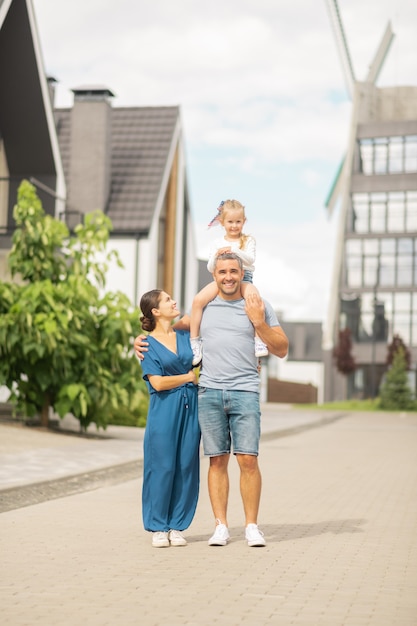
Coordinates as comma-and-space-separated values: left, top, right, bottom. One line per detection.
199, 296, 280, 392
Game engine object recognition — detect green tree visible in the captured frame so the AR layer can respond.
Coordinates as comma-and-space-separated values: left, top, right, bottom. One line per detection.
379, 346, 415, 411
0, 180, 148, 429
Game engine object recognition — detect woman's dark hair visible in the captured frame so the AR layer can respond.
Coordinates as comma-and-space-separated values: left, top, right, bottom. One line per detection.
139, 289, 162, 332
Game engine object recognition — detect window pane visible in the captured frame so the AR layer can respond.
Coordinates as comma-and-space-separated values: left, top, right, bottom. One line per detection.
388, 137, 403, 173
398, 238, 413, 254
346, 256, 362, 288
414, 254, 417, 286
352, 201, 369, 233
405, 135, 417, 172
354, 368, 364, 390
361, 293, 374, 313
363, 239, 379, 255
397, 260, 413, 285
364, 256, 379, 287
346, 239, 362, 255
380, 238, 396, 254
370, 200, 385, 232
394, 292, 411, 311
387, 199, 405, 231
380, 255, 395, 286
406, 199, 417, 232
359, 140, 373, 174
374, 138, 388, 174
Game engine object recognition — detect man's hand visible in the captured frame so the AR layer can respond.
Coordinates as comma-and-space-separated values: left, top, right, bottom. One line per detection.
244, 293, 265, 329
245, 293, 289, 358
134, 334, 149, 361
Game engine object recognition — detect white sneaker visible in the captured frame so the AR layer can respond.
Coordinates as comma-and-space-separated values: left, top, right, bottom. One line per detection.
191, 337, 203, 366
208, 520, 230, 546
255, 337, 268, 358
152, 531, 170, 548
168, 529, 187, 546
245, 523, 266, 547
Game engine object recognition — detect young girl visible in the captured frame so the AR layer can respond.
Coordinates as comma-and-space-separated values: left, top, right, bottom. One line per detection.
190, 199, 268, 365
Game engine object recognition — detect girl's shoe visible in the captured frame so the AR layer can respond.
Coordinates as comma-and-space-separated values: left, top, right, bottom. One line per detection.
191, 337, 203, 366
255, 337, 268, 358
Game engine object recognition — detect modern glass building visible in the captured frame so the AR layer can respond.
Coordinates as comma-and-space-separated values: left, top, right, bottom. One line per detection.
323, 83, 417, 401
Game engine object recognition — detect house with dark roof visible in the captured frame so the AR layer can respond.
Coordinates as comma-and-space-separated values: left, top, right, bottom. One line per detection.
54, 86, 197, 310
0, 0, 197, 313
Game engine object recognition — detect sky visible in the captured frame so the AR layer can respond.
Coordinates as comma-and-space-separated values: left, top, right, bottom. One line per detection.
32, 0, 417, 322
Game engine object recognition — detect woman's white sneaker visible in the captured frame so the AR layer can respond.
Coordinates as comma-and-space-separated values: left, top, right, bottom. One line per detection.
152, 531, 170, 548
245, 524, 266, 547
168, 530, 187, 546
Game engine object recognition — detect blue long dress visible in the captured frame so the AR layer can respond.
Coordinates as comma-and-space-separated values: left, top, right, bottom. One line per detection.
141, 330, 200, 532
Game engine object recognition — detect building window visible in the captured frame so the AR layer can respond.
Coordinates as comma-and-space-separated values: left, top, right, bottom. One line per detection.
350, 191, 417, 234
344, 236, 416, 289
358, 135, 417, 175
340, 290, 417, 347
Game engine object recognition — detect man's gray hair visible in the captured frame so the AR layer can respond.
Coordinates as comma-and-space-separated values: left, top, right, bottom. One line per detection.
213, 251, 243, 270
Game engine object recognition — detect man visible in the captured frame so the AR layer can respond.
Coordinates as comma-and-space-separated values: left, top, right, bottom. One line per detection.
135, 252, 288, 547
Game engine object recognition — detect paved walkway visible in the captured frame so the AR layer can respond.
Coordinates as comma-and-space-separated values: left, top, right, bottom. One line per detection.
1, 406, 416, 625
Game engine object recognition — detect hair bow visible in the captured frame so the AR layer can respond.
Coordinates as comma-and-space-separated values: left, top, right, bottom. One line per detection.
207, 200, 224, 229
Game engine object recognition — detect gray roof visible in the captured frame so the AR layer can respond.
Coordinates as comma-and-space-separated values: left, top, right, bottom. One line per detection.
54, 105, 179, 233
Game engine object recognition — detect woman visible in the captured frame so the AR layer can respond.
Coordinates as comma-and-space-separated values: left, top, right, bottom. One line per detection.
139, 289, 200, 548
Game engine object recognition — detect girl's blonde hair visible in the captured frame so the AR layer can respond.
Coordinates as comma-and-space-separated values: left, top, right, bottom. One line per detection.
218, 199, 250, 250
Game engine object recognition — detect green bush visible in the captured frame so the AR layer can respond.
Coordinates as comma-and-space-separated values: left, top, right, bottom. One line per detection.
0, 180, 147, 430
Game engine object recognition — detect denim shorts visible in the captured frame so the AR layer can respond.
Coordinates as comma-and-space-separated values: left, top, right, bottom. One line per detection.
197, 387, 260, 456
